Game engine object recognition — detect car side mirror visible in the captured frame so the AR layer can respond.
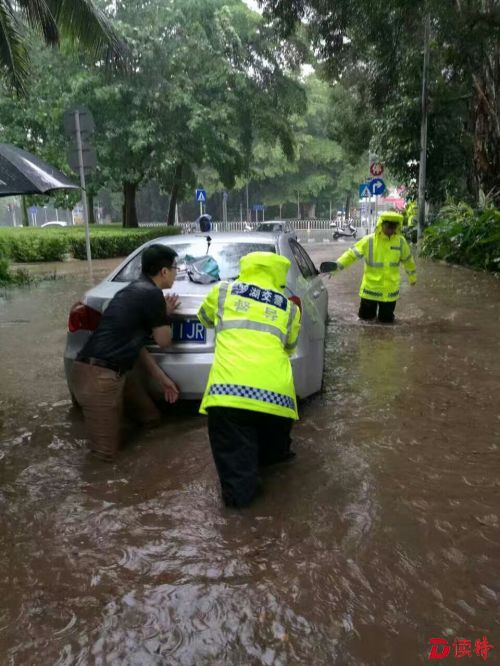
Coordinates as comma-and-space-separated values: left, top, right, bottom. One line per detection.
320, 261, 338, 273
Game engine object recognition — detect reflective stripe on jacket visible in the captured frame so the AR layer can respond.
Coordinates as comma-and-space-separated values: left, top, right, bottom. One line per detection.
197, 252, 301, 419
336, 214, 417, 302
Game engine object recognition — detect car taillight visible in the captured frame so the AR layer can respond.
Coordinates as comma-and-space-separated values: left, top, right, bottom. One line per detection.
68, 302, 101, 332
288, 295, 302, 312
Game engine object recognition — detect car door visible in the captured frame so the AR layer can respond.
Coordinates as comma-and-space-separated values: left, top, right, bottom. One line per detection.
288, 239, 327, 340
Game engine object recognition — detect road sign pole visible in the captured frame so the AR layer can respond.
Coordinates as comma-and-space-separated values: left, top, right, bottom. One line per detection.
74, 111, 92, 275
199, 201, 203, 217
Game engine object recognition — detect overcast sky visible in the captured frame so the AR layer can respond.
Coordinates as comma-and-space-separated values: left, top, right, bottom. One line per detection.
243, 0, 262, 13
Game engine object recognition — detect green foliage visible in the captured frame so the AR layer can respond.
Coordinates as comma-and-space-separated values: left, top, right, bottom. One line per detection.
0, 253, 11, 282
0, 0, 123, 93
245, 74, 365, 213
421, 202, 500, 272
263, 0, 500, 206
0, 226, 180, 262
0, 1, 306, 226
0, 254, 38, 286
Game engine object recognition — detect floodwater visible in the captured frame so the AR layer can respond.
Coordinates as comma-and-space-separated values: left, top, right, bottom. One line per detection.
0, 245, 499, 665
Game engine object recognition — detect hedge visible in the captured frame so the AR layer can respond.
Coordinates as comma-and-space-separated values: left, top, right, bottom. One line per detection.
421, 203, 500, 272
0, 225, 181, 262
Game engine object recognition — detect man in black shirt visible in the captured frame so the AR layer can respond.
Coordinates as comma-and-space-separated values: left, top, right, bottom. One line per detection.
72, 244, 180, 461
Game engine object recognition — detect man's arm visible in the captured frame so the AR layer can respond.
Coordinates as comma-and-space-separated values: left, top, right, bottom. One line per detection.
150, 291, 180, 347
138, 348, 179, 403
401, 238, 417, 284
336, 236, 368, 270
152, 324, 172, 348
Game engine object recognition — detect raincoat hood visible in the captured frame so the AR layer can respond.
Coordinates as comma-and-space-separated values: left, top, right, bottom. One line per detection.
376, 211, 403, 234
239, 251, 291, 289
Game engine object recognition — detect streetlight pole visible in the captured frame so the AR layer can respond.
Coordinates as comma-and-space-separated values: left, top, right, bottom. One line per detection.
417, 13, 431, 242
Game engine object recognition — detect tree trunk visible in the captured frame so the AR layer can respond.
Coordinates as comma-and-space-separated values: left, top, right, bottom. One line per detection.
303, 202, 316, 219
345, 192, 352, 219
123, 181, 139, 228
21, 196, 29, 226
88, 192, 95, 224
167, 163, 183, 226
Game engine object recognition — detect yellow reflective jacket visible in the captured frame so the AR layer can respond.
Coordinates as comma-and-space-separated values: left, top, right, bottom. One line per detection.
197, 252, 301, 420
336, 212, 417, 302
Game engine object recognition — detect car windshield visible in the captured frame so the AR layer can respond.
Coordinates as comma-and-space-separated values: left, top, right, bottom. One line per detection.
113, 240, 276, 282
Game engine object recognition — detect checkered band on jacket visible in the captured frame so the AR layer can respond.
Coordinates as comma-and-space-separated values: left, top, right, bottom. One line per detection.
208, 383, 295, 410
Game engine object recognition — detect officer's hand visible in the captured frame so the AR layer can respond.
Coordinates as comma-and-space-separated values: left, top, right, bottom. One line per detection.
319, 261, 338, 273
165, 293, 181, 315
161, 374, 180, 404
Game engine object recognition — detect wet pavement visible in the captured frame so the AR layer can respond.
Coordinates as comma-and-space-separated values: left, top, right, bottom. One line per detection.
1, 244, 499, 665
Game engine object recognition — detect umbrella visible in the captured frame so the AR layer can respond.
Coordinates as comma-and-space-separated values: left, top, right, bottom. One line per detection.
0, 143, 79, 197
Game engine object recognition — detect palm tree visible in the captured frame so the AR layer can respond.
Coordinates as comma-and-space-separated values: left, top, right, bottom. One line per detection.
0, 0, 123, 93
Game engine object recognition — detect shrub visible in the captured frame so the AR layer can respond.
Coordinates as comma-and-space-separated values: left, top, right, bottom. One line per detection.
0, 254, 10, 283
0, 253, 38, 286
421, 201, 500, 272
0, 226, 180, 262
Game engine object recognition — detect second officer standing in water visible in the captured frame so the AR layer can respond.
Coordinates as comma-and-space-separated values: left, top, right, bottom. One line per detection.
197, 252, 301, 508
322, 211, 417, 323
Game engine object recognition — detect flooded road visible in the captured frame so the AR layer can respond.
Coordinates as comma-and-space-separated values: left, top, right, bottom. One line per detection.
1, 246, 499, 665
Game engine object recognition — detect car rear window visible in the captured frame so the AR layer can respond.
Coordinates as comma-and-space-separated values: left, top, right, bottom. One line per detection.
113, 241, 276, 282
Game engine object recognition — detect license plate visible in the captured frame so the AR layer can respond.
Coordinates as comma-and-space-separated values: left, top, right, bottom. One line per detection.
172, 320, 206, 343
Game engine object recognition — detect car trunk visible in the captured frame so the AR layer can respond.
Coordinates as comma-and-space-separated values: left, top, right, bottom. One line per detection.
151, 279, 215, 354
84, 275, 215, 354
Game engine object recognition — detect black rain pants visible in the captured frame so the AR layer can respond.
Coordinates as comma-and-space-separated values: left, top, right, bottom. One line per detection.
207, 406, 294, 507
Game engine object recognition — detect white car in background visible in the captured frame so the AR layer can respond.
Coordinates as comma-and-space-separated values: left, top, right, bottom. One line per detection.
255, 220, 297, 239
64, 232, 328, 401
40, 221, 68, 228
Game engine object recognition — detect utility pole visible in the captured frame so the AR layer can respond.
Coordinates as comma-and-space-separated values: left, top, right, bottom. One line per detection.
417, 13, 431, 242
297, 191, 300, 219
246, 182, 250, 223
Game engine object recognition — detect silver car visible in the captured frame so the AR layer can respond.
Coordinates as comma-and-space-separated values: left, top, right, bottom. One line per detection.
64, 232, 328, 401
255, 220, 297, 239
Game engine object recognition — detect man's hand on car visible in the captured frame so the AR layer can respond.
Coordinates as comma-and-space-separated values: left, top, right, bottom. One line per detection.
165, 293, 181, 316
161, 373, 180, 404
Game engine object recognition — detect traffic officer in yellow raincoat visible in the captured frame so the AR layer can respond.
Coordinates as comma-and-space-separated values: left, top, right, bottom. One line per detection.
326, 211, 416, 323
197, 252, 301, 507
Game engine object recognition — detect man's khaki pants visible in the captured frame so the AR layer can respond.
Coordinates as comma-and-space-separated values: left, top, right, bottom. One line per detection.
72, 361, 161, 459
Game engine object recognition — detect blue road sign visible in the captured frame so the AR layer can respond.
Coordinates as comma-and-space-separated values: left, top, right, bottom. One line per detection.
195, 188, 207, 202
253, 204, 265, 211
369, 178, 386, 196
359, 182, 371, 198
